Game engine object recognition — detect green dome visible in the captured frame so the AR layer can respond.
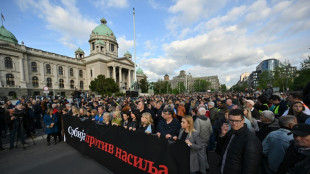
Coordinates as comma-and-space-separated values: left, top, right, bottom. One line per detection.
95, 40, 105, 45
136, 67, 144, 74
0, 25, 18, 44
124, 51, 131, 56
92, 18, 114, 37
75, 47, 84, 52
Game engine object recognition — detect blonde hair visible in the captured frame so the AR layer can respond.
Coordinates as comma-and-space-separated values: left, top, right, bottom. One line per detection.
79, 108, 87, 116
72, 108, 79, 116
103, 112, 110, 122
113, 111, 121, 119
141, 112, 154, 126
183, 116, 195, 137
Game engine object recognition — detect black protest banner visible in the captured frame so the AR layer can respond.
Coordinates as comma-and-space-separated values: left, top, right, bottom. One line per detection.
63, 116, 190, 174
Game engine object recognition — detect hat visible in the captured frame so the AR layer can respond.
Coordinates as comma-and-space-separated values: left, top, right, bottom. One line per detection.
290, 124, 310, 137
245, 100, 254, 106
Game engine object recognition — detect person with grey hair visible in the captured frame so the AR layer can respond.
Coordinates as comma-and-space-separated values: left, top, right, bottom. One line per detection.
194, 107, 212, 173
262, 115, 297, 174
256, 110, 280, 141
66, 103, 72, 116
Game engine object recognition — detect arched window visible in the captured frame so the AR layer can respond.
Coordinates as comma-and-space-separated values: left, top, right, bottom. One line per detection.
8, 91, 16, 97
59, 66, 63, 75
70, 68, 74, 76
46, 64, 51, 74
32, 76, 39, 87
70, 80, 74, 89
31, 62, 37, 72
80, 81, 84, 89
6, 74, 14, 86
4, 57, 13, 69
90, 70, 93, 77
59, 79, 64, 88
79, 70, 83, 78
47, 77, 52, 87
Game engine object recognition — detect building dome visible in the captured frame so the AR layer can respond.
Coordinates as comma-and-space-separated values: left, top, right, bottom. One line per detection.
124, 51, 132, 56
0, 25, 18, 44
95, 40, 105, 45
91, 18, 115, 38
75, 47, 84, 53
136, 67, 144, 74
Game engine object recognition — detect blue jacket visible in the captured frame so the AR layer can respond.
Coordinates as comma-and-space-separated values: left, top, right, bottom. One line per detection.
44, 114, 58, 134
94, 115, 104, 123
262, 128, 293, 173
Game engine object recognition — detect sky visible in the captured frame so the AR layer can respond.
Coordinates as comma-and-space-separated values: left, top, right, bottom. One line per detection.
1, 0, 310, 88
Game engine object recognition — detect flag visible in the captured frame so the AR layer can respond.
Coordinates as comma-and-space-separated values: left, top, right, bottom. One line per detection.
1, 13, 4, 21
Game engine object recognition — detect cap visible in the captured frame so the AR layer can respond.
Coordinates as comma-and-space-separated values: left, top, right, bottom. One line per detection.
290, 124, 310, 137
245, 100, 254, 106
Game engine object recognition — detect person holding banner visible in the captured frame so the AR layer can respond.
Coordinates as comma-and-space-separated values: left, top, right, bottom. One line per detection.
129, 110, 139, 131
173, 116, 202, 173
156, 107, 181, 139
138, 112, 154, 134
111, 111, 122, 126
121, 112, 130, 129
103, 112, 111, 125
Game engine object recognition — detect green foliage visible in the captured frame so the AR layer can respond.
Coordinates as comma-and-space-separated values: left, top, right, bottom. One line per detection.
153, 80, 172, 94
291, 68, 310, 90
258, 71, 272, 89
139, 78, 148, 93
89, 75, 119, 96
220, 84, 227, 92
174, 81, 186, 94
115, 92, 125, 97
193, 79, 210, 92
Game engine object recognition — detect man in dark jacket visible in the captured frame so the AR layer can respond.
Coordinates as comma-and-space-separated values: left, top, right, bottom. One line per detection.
216, 109, 262, 174
156, 107, 180, 139
277, 124, 310, 174
270, 95, 288, 118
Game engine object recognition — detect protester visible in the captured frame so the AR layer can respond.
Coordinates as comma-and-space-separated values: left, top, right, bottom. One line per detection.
156, 107, 181, 139
256, 110, 280, 141
137, 112, 154, 134
111, 111, 122, 126
173, 116, 202, 173
270, 95, 288, 118
277, 124, 310, 174
216, 109, 262, 174
128, 110, 139, 131
121, 112, 130, 129
287, 101, 310, 124
262, 115, 297, 174
243, 107, 259, 132
194, 108, 212, 173
43, 109, 58, 146
102, 112, 111, 126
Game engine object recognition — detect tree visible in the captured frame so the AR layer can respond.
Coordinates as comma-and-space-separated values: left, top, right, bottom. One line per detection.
153, 80, 172, 94
220, 84, 227, 92
174, 81, 186, 94
258, 71, 272, 89
291, 56, 310, 90
139, 78, 148, 93
193, 79, 210, 92
89, 75, 118, 96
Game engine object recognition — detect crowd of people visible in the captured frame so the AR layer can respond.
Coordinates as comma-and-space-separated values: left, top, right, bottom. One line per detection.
1, 85, 310, 174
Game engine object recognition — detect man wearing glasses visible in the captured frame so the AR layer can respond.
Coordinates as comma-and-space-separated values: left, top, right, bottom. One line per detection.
156, 107, 180, 139
216, 109, 262, 174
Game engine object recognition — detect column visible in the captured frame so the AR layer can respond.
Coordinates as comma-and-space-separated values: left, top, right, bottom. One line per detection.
113, 66, 116, 81
119, 67, 122, 87
19, 57, 27, 88
127, 69, 131, 89
54, 64, 58, 84
19, 58, 25, 82
66, 66, 69, 89
106, 66, 110, 78
76, 68, 79, 89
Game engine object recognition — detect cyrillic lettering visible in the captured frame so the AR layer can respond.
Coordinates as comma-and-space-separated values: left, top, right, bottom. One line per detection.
158, 165, 168, 174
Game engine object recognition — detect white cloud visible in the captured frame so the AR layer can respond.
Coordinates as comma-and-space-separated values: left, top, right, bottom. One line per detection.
118, 36, 134, 57
93, 0, 128, 8
17, 0, 98, 51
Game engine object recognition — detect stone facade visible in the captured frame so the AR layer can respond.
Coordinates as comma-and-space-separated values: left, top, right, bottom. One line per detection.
0, 18, 136, 98
165, 70, 220, 91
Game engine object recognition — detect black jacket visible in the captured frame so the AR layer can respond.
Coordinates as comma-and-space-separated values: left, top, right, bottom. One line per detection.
277, 140, 310, 174
216, 124, 262, 174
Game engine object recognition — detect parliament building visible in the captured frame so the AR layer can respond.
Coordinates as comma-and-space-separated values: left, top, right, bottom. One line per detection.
0, 18, 139, 98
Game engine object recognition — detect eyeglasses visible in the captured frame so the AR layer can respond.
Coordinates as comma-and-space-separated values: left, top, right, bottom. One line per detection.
229, 119, 243, 124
